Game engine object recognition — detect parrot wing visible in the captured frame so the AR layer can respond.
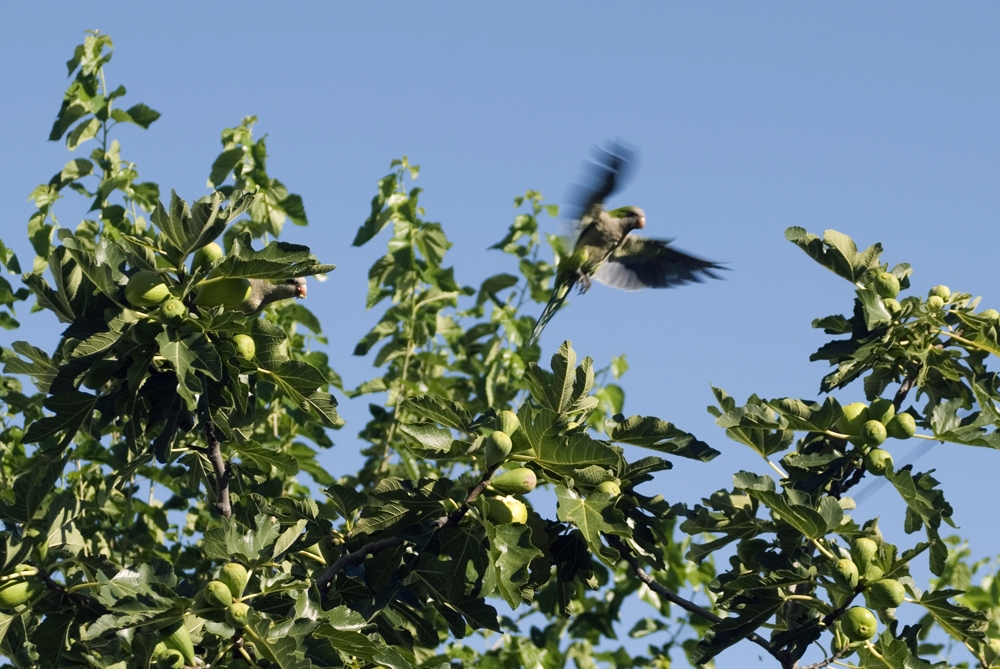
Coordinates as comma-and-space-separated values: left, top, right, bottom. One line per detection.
565, 141, 635, 243
592, 236, 725, 291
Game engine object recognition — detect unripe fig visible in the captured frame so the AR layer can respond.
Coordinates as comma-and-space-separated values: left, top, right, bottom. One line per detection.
131, 319, 163, 345
866, 578, 905, 610
0, 577, 44, 609
736, 538, 769, 569
883, 298, 902, 316
864, 448, 893, 475
226, 601, 251, 628
886, 413, 916, 440
927, 295, 945, 311
595, 480, 622, 496
868, 399, 895, 425
851, 538, 879, 571
486, 496, 528, 524
862, 565, 885, 582
841, 606, 877, 641
125, 271, 170, 307
161, 621, 195, 665
483, 431, 512, 467
872, 271, 900, 299
156, 649, 185, 669
232, 334, 256, 361
981, 309, 1000, 321
195, 277, 252, 309
861, 420, 887, 447
833, 558, 859, 589
158, 298, 187, 324
219, 562, 249, 600
191, 242, 224, 273
490, 469, 537, 495
836, 403, 869, 436
984, 638, 1000, 664
203, 579, 233, 608
929, 285, 950, 300
82, 359, 118, 390
4, 426, 23, 443
497, 410, 520, 435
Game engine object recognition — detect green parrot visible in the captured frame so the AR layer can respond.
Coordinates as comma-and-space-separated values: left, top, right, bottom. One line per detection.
239, 277, 307, 314
526, 143, 723, 347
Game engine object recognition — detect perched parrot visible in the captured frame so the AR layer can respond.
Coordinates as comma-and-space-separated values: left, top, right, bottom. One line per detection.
239, 277, 307, 314
526, 142, 723, 347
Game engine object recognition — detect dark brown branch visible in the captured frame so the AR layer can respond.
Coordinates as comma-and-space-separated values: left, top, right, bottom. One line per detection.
204, 420, 231, 519
316, 462, 501, 594
605, 535, 778, 660
893, 374, 915, 411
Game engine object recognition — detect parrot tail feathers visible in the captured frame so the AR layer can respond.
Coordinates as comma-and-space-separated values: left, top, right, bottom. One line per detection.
526, 281, 573, 348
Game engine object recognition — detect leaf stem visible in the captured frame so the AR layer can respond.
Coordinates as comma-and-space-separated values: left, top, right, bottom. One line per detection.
766, 458, 788, 479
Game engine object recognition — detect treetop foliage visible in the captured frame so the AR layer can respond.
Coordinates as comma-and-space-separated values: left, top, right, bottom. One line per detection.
2, 31, 1000, 669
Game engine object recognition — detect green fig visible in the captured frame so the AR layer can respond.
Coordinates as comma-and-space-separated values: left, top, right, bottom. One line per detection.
983, 638, 1000, 664
161, 620, 195, 665
886, 413, 916, 439
195, 277, 252, 309
833, 558, 859, 589
841, 606, 877, 641
497, 410, 520, 435
981, 309, 1000, 321
82, 359, 118, 390
851, 538, 878, 571
125, 271, 170, 307
866, 578, 905, 610
0, 577, 44, 609
883, 298, 902, 315
232, 334, 256, 361
131, 319, 163, 345
864, 448, 893, 475
226, 601, 251, 628
219, 562, 249, 600
156, 649, 185, 669
595, 480, 622, 496
736, 538, 769, 569
191, 242, 224, 273
862, 564, 885, 582
929, 285, 950, 300
490, 469, 537, 495
927, 295, 945, 311
158, 298, 187, 324
872, 271, 900, 299
486, 496, 528, 524
861, 420, 887, 447
867, 399, 895, 425
203, 580, 233, 608
483, 431, 512, 467
836, 403, 869, 436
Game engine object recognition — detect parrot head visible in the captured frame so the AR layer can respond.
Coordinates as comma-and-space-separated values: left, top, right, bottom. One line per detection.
289, 277, 307, 299
609, 206, 646, 232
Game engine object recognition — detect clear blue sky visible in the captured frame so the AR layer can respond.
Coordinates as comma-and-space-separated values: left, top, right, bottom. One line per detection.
2, 4, 999, 666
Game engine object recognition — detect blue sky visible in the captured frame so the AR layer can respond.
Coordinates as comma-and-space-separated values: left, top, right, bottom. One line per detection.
2, 4, 1000, 666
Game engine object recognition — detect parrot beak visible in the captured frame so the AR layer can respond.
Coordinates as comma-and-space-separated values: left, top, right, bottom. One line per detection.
296, 282, 307, 299
636, 216, 646, 230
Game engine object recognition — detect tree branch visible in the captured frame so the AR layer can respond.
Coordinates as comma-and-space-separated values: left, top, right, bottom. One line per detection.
604, 535, 778, 660
204, 419, 231, 519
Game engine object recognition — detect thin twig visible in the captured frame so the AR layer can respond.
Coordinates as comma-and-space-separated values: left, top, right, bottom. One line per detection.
204, 419, 231, 519
799, 647, 848, 669
604, 535, 778, 660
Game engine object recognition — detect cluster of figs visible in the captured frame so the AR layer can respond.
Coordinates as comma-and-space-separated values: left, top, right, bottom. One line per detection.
121, 242, 257, 361
482, 411, 537, 525
834, 396, 915, 477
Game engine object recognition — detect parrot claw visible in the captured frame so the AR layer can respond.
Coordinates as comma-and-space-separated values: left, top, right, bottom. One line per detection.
577, 270, 592, 294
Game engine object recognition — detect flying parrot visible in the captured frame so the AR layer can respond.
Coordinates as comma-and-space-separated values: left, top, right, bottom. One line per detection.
239, 277, 307, 314
526, 142, 723, 347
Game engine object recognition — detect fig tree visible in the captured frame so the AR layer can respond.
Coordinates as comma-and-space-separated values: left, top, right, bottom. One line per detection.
486, 496, 528, 524
872, 271, 900, 299
203, 579, 233, 608
861, 420, 887, 447
191, 242, 224, 273
219, 562, 249, 599
868, 398, 895, 425
195, 277, 253, 309
483, 431, 512, 467
836, 403, 869, 436
841, 606, 877, 641
866, 578, 905, 610
864, 448, 893, 475
125, 271, 170, 307
232, 334, 256, 361
832, 558, 859, 589
886, 413, 916, 439
497, 410, 520, 435
929, 285, 950, 300
490, 469, 537, 495
226, 601, 251, 628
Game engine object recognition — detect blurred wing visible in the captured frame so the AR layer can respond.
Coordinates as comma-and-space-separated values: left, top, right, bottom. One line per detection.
565, 141, 635, 230
593, 236, 726, 291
